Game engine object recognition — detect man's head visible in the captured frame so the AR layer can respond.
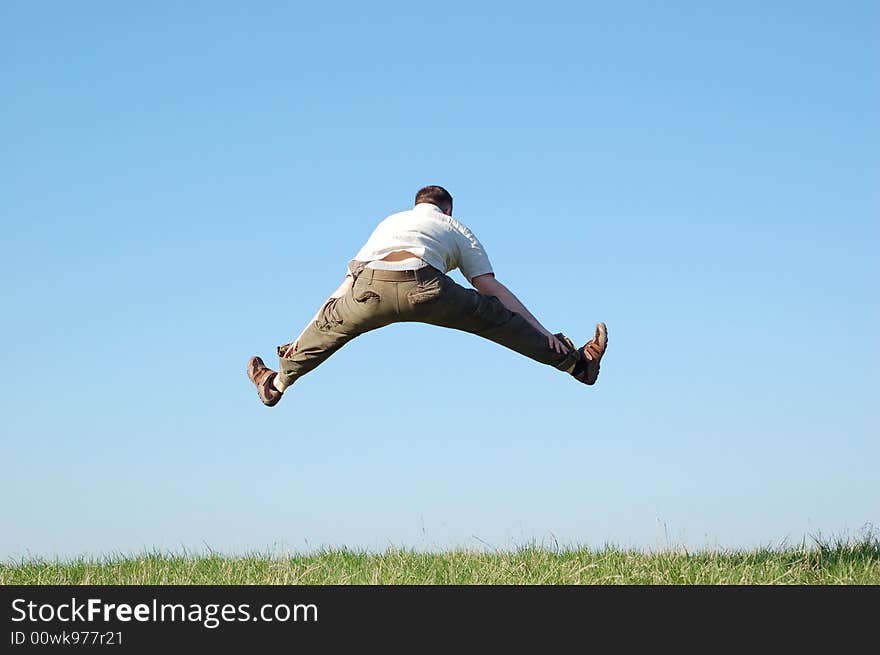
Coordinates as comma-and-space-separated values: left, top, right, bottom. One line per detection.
415, 185, 453, 215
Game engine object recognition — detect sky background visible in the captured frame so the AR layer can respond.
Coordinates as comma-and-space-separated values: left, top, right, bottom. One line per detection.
2, 1, 877, 559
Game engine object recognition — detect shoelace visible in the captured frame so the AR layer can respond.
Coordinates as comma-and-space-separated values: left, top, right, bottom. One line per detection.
584, 341, 603, 359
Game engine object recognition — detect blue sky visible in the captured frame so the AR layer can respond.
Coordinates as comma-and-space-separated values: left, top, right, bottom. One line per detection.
2, 1, 877, 559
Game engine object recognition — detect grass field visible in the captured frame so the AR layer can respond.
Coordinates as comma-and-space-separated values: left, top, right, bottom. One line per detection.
3, 536, 879, 584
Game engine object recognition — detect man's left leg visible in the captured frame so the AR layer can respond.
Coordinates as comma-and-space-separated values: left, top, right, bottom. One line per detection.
247, 276, 393, 406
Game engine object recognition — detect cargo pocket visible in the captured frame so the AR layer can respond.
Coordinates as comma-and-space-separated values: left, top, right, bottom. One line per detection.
316, 298, 344, 331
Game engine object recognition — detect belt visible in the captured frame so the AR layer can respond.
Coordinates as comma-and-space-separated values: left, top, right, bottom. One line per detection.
358, 266, 442, 282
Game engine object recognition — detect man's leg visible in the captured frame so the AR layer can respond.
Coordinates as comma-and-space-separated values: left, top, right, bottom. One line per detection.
275, 293, 380, 388
247, 276, 393, 406
408, 274, 601, 382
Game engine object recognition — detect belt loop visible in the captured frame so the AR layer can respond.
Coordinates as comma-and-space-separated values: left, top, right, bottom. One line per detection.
350, 262, 366, 281
367, 267, 375, 285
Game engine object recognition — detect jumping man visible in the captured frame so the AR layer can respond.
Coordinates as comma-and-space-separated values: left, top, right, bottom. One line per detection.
247, 185, 608, 406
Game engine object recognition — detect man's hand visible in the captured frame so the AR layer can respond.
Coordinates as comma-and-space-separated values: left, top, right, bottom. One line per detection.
547, 333, 569, 354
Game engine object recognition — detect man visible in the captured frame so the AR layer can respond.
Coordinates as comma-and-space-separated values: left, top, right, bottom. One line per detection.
247, 185, 608, 406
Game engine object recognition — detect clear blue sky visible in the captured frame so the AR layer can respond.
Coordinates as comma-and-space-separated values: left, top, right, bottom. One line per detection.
2, 1, 877, 559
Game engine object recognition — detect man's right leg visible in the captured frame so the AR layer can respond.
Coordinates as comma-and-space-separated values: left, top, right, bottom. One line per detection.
409, 274, 605, 383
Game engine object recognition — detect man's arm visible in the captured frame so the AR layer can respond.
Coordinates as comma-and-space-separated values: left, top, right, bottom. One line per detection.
471, 273, 569, 354
280, 275, 354, 357
328, 274, 355, 300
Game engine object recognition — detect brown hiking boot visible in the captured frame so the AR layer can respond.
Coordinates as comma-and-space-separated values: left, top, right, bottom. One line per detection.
574, 322, 608, 386
247, 356, 283, 407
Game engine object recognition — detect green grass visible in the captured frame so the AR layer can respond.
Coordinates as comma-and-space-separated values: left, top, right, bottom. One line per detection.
3, 536, 879, 584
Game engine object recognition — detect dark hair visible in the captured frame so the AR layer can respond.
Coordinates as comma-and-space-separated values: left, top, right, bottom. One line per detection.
414, 185, 453, 213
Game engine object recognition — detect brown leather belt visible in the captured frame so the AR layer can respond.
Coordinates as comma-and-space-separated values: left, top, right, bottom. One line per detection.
358, 266, 442, 282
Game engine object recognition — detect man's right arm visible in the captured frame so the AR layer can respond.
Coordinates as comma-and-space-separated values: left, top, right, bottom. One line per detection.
471, 273, 569, 355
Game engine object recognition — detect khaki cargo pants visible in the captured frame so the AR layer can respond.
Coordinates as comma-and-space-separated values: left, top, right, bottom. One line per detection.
276, 266, 583, 388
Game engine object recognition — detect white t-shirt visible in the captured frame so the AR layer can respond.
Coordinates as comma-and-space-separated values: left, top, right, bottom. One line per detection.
348, 203, 494, 282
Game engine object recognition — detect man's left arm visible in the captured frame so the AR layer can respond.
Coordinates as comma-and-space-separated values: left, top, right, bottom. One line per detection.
280, 274, 354, 357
